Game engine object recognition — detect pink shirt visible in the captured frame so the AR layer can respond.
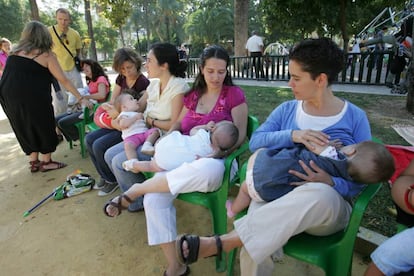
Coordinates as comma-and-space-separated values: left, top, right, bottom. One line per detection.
88, 76, 110, 102
180, 85, 246, 134
0, 51, 8, 77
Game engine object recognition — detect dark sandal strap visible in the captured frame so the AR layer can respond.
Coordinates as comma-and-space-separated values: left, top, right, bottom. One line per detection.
107, 193, 133, 216
176, 234, 200, 265
213, 235, 223, 261
40, 160, 67, 172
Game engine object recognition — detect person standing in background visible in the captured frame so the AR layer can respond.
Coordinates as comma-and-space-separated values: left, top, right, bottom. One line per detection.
0, 21, 91, 173
245, 30, 265, 79
0, 37, 11, 78
48, 8, 83, 115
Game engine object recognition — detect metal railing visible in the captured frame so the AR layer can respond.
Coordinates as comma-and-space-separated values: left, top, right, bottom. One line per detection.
186, 50, 399, 85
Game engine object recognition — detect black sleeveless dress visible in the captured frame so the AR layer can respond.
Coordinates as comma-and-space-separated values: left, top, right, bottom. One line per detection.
0, 55, 58, 155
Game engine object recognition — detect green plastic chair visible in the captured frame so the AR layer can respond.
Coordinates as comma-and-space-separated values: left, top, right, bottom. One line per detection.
69, 91, 112, 158
69, 103, 99, 158
227, 168, 382, 276
176, 115, 259, 272
282, 183, 382, 276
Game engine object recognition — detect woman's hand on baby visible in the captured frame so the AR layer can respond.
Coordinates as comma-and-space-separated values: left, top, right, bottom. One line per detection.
206, 121, 216, 130
292, 130, 330, 151
289, 160, 334, 187
101, 102, 112, 110
106, 106, 120, 119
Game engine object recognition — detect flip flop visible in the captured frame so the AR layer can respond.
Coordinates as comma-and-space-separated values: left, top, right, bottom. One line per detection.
103, 193, 133, 217
175, 234, 222, 265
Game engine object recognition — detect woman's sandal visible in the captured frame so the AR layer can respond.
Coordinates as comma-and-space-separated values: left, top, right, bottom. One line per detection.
175, 234, 222, 265
29, 160, 41, 173
39, 160, 67, 172
103, 193, 133, 217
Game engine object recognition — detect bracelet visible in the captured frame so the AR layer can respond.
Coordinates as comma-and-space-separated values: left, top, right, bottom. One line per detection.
151, 118, 156, 127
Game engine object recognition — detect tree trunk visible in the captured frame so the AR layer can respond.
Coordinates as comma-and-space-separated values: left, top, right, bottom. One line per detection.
234, 0, 249, 57
339, 0, 349, 54
119, 26, 125, 46
143, 1, 151, 52
84, 0, 97, 61
29, 0, 40, 21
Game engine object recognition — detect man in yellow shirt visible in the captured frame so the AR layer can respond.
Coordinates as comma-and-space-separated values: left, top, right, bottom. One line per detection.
49, 8, 83, 115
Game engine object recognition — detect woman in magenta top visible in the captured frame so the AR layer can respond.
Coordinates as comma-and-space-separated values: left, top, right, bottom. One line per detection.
180, 85, 246, 134
0, 37, 11, 78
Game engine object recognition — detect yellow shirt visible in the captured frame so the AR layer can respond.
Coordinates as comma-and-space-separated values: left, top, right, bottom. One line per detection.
49, 25, 82, 71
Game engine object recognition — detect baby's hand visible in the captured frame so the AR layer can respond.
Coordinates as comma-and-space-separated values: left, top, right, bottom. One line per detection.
328, 139, 343, 150
309, 141, 327, 155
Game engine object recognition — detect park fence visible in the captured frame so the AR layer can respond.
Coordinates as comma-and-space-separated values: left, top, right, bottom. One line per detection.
186, 50, 399, 86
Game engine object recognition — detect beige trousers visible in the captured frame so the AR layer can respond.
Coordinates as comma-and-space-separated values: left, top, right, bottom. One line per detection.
234, 182, 352, 276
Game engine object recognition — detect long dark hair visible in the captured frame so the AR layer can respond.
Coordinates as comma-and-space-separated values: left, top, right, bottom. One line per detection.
192, 45, 233, 94
150, 42, 187, 78
81, 59, 111, 89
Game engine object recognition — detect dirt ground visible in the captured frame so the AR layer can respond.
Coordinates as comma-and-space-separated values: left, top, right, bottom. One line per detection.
0, 107, 369, 276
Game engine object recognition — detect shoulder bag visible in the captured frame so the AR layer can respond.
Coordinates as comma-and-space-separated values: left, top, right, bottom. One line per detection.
52, 26, 82, 72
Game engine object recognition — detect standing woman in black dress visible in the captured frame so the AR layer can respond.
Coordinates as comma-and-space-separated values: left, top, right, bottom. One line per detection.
0, 21, 91, 173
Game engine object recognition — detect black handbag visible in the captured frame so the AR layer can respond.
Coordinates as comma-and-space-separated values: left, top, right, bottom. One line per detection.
52, 26, 82, 72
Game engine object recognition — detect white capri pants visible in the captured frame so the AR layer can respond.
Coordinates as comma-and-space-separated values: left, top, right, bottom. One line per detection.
144, 158, 225, 245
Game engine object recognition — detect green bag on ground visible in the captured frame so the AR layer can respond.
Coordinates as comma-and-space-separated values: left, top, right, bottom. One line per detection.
53, 173, 95, 200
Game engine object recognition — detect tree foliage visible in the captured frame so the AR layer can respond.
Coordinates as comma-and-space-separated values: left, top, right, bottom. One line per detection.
96, 0, 132, 28
184, 2, 233, 55
260, 0, 406, 47
0, 0, 25, 42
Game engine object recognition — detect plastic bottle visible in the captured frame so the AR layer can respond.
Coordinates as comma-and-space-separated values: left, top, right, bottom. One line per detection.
398, 44, 404, 56
65, 185, 92, 197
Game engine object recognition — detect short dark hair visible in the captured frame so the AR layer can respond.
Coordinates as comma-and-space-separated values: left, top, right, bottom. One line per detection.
289, 38, 344, 86
351, 141, 395, 184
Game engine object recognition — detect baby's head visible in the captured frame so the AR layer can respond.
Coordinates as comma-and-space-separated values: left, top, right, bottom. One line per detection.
210, 121, 239, 156
346, 141, 395, 184
114, 90, 139, 113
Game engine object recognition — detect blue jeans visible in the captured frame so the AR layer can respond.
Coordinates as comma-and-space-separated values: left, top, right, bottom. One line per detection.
85, 128, 122, 183
371, 227, 414, 276
105, 141, 151, 210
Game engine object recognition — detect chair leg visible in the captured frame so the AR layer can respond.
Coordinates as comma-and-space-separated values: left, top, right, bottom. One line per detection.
75, 122, 87, 158
210, 199, 228, 272
227, 247, 238, 276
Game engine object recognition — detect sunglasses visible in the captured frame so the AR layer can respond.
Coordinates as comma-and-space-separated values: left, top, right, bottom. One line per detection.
59, 33, 69, 45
